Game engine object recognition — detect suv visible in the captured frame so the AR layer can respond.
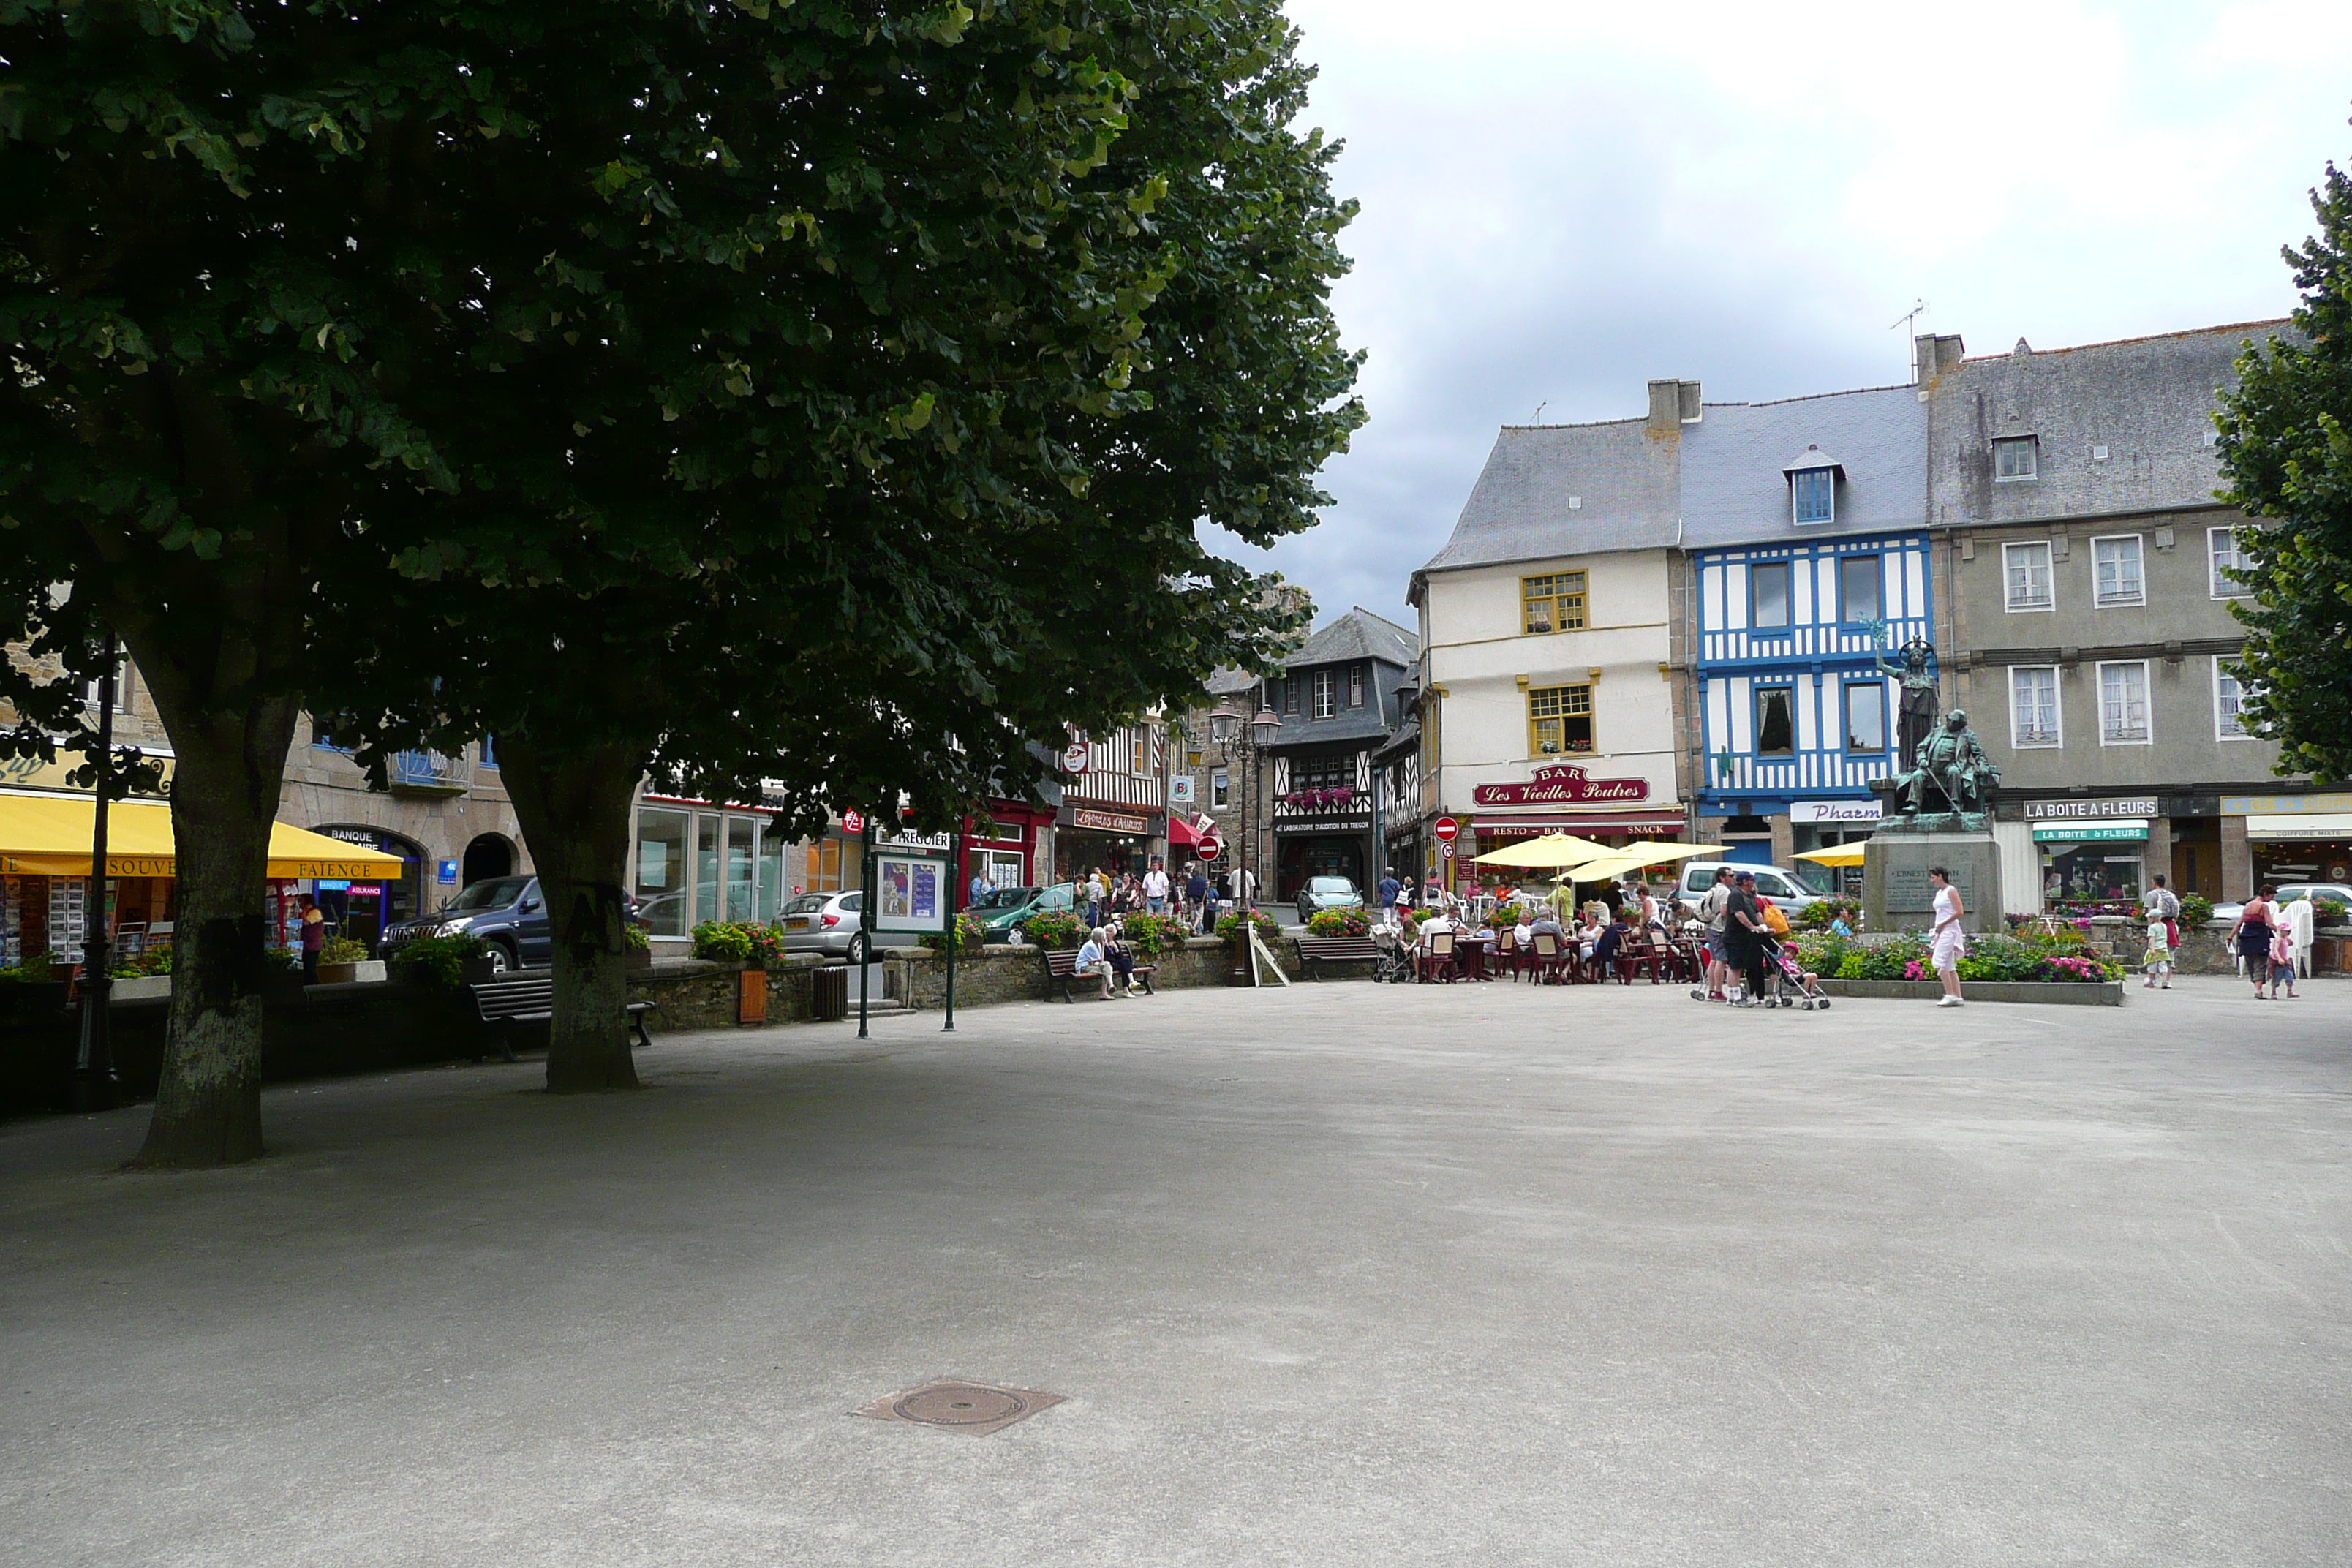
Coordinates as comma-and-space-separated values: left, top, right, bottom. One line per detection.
381, 875, 549, 973
1670, 861, 1824, 919
971, 882, 1078, 943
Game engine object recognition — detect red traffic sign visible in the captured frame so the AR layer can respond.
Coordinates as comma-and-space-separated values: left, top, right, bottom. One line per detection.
1439, 843, 1454, 860
841, 809, 865, 834
1433, 816, 1460, 843
1194, 835, 1221, 862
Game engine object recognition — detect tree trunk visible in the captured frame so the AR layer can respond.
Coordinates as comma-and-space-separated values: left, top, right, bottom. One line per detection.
135, 693, 301, 1167
497, 736, 643, 1093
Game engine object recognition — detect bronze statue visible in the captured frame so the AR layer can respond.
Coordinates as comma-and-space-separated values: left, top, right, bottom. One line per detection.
1872, 631, 1940, 772
1899, 709, 2000, 820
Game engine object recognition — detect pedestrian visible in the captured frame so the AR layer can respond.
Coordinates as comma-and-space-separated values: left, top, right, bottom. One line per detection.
1690, 867, 1735, 1002
1377, 868, 1401, 927
968, 868, 987, 911
1086, 867, 1107, 927
1724, 871, 1773, 1006
2268, 916, 2300, 999
2228, 884, 2280, 999
1105, 921, 1139, 995
2145, 875, 2182, 968
2285, 890, 2317, 982
1074, 926, 1118, 999
1928, 866, 1966, 1007
1185, 864, 1210, 932
1143, 857, 1170, 915
2141, 916, 2173, 990
295, 893, 325, 985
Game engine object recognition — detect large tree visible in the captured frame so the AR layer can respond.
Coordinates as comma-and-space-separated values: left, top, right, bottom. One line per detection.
2215, 150, 2352, 780
4, 1, 1357, 1141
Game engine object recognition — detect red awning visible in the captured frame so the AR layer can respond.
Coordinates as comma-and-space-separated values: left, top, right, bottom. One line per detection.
1472, 813, 1685, 836
1167, 814, 1204, 846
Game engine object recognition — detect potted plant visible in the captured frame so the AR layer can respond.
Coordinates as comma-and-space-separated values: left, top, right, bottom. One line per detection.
391, 932, 495, 989
624, 922, 653, 970
315, 934, 385, 985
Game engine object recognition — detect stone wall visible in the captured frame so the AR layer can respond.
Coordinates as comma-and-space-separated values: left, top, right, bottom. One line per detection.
886, 936, 1305, 1011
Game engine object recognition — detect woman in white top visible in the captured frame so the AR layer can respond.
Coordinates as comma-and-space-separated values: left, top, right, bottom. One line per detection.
1929, 866, 1966, 1007
1074, 927, 1118, 1000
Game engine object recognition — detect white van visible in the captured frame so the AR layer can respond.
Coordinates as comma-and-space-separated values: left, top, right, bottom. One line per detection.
1670, 861, 1824, 918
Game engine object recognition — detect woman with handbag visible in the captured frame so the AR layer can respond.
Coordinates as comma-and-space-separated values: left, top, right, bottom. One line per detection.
2228, 885, 2281, 999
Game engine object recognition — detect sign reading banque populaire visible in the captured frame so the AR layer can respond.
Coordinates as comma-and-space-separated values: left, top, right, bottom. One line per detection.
1472, 764, 1648, 808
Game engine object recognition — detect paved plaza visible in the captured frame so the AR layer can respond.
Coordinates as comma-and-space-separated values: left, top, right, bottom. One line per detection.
4, 976, 2348, 1567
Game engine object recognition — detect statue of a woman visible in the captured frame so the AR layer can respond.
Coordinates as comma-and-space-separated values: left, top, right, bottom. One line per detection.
1873, 632, 1940, 772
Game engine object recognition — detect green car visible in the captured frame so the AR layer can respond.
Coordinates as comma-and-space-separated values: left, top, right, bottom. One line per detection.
972, 882, 1081, 943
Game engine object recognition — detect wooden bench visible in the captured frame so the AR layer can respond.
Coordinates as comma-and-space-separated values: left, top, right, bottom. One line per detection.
1295, 934, 1381, 979
467, 970, 655, 1060
1040, 946, 1156, 1002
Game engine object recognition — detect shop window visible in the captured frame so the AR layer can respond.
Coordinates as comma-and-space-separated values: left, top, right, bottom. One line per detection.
2214, 660, 2253, 740
2097, 660, 2152, 745
1843, 681, 1885, 753
2009, 666, 2061, 747
2209, 526, 2249, 598
1994, 434, 2038, 480
2092, 535, 2144, 608
1838, 555, 1880, 624
803, 835, 857, 893
756, 828, 786, 920
2044, 844, 2142, 908
1754, 687, 1795, 756
2003, 540, 2053, 611
1520, 571, 1587, 635
1749, 562, 1792, 631
725, 815, 757, 923
1526, 684, 1593, 756
696, 815, 721, 927
1312, 669, 1335, 719
635, 808, 690, 936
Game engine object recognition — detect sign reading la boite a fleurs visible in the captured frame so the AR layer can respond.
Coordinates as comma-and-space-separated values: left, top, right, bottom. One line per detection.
1471, 765, 1648, 808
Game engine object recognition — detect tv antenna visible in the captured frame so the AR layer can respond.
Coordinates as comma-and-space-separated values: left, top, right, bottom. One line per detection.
1530, 399, 1548, 423
1890, 298, 1929, 381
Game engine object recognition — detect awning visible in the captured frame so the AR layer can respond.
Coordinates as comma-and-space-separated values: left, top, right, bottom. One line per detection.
1795, 844, 1869, 867
1167, 814, 1204, 847
0, 795, 408, 879
1473, 812, 1685, 834
2032, 819, 2148, 843
2244, 813, 2352, 841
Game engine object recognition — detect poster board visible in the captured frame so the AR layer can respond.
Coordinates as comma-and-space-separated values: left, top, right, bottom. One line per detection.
868, 832, 953, 943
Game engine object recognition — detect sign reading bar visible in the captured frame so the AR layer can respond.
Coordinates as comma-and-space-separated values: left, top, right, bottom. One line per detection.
1472, 764, 1648, 808
1070, 807, 1149, 835
2024, 798, 2157, 820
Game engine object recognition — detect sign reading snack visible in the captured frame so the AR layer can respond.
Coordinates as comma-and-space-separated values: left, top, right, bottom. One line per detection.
1070, 807, 1149, 834
1472, 765, 1649, 808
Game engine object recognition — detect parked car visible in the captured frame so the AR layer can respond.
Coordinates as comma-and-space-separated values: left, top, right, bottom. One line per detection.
1296, 875, 1364, 926
1669, 860, 1824, 918
971, 882, 1079, 943
778, 890, 867, 959
380, 874, 549, 973
2209, 883, 2352, 927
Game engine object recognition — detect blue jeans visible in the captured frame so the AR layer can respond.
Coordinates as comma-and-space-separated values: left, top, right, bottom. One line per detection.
1147, 897, 1166, 913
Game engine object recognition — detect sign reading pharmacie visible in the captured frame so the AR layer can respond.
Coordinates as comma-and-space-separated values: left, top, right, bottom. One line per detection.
1471, 764, 1648, 808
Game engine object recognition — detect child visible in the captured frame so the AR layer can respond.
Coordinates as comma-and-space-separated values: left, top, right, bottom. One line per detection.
2268, 921, 2299, 999
2141, 918, 2172, 990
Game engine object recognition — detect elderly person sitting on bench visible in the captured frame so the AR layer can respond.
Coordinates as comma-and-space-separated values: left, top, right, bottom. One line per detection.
1074, 927, 1120, 1000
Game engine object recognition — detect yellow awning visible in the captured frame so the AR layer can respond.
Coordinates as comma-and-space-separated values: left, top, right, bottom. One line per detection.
1795, 844, 1868, 867
1471, 832, 1616, 869
0, 795, 407, 880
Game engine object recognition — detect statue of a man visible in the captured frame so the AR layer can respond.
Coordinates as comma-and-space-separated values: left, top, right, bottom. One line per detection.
1873, 633, 1940, 772
1903, 709, 2000, 817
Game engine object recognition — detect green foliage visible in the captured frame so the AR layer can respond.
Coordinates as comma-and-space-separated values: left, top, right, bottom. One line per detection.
1798, 897, 1860, 930
110, 943, 175, 979
320, 935, 369, 965
392, 932, 490, 990
624, 922, 651, 952
1020, 910, 1086, 950
1307, 907, 1371, 938
2181, 894, 2216, 927
690, 921, 783, 965
2214, 148, 2352, 778
919, 913, 987, 955
0, 951, 61, 984
1115, 912, 1186, 954
1215, 908, 1284, 946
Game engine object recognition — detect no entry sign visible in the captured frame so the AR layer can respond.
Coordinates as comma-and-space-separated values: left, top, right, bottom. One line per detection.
1194, 835, 1221, 861
1433, 816, 1459, 843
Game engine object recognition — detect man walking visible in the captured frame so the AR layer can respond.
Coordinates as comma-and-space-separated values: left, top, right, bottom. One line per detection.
2144, 874, 2181, 979
1143, 857, 1170, 915
1185, 863, 1210, 933
1690, 866, 1735, 1003
1376, 869, 1401, 927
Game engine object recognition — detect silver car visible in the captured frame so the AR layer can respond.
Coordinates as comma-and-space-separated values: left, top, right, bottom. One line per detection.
2209, 883, 2352, 927
778, 890, 868, 960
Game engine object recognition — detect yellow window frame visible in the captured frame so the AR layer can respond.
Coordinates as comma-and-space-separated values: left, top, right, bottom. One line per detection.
1526, 683, 1594, 756
1521, 571, 1588, 635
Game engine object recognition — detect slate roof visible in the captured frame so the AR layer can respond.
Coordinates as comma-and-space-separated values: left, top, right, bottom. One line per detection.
1266, 607, 1422, 749
1289, 606, 1419, 671
1678, 384, 1926, 548
1417, 418, 1681, 576
1925, 320, 2293, 526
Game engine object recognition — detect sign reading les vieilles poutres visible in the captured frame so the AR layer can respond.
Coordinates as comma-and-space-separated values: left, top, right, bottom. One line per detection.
1472, 765, 1649, 807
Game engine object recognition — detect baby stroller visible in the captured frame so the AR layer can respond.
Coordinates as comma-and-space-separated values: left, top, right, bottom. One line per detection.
1757, 932, 1831, 1010
1371, 921, 1416, 984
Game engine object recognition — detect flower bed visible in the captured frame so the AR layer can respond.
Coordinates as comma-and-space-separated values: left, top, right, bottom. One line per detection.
1305, 907, 1371, 938
1792, 928, 2123, 984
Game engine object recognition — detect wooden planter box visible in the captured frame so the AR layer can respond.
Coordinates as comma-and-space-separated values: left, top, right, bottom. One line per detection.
1816, 978, 2124, 1006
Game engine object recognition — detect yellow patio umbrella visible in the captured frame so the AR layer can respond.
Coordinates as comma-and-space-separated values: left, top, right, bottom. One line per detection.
1568, 842, 1727, 883
1794, 844, 1868, 868
1470, 832, 1614, 870
0, 794, 406, 879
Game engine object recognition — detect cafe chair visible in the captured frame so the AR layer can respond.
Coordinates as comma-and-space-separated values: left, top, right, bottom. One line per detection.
1530, 930, 1570, 984
1417, 930, 1458, 984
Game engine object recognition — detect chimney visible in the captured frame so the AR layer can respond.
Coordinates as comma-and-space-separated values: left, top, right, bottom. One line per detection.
1913, 333, 1965, 384
1648, 378, 1702, 432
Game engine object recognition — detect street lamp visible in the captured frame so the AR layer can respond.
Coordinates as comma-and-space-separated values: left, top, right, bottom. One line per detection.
1210, 697, 1284, 916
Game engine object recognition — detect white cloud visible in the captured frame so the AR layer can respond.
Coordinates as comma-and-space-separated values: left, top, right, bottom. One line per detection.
1206, 0, 2352, 627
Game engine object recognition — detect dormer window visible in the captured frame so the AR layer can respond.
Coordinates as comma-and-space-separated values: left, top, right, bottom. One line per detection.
1994, 434, 2038, 481
1782, 445, 1844, 526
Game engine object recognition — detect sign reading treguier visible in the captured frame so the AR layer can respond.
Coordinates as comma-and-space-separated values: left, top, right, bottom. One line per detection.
1472, 765, 1648, 807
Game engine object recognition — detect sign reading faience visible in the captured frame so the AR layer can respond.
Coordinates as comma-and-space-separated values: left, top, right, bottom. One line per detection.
1472, 765, 1648, 808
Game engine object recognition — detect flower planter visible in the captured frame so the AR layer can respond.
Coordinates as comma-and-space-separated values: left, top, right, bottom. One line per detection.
625, 946, 653, 971
111, 974, 173, 1002
315, 960, 388, 986
1816, 979, 2123, 1006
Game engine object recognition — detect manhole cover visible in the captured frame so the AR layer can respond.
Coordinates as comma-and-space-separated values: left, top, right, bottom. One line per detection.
853, 1381, 1064, 1436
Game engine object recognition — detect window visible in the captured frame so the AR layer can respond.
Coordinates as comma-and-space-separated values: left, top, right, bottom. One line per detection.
2215, 660, 2252, 740
1281, 677, 1297, 715
1749, 561, 1792, 630
1292, 752, 1352, 792
1312, 668, 1335, 719
1348, 663, 1364, 708
479, 734, 499, 769
1994, 435, 2038, 480
1838, 555, 1880, 624
2009, 666, 2060, 747
81, 654, 131, 712
2209, 526, 2249, 598
1520, 571, 1586, 635
1130, 729, 1148, 774
2092, 535, 2144, 608
634, 808, 691, 935
1754, 687, 1795, 756
1526, 683, 1593, 755
1844, 681, 1885, 753
2097, 660, 2152, 745
2002, 540, 2054, 611
1212, 770, 1230, 808
1791, 468, 1834, 524
310, 714, 351, 751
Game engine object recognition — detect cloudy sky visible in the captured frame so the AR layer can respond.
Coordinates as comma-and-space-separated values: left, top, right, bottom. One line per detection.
1204, 0, 2352, 633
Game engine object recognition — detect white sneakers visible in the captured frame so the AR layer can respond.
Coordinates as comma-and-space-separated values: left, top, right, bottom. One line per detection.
1936, 995, 1964, 1007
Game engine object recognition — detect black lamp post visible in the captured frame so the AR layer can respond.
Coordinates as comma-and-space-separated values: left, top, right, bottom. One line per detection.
1207, 697, 1283, 915
73, 631, 121, 1113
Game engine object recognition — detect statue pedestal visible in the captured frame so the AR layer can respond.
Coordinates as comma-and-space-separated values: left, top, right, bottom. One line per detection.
1863, 824, 2003, 935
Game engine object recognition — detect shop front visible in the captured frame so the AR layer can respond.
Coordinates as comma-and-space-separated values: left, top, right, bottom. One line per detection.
962, 800, 1053, 900
1271, 813, 1373, 902
630, 794, 806, 945
2244, 812, 2352, 891
1464, 810, 1686, 894
1789, 799, 1882, 896
2032, 820, 2149, 913
313, 825, 426, 953
1052, 805, 1161, 883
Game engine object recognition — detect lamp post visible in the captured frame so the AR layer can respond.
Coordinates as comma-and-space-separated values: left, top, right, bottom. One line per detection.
74, 631, 121, 1114
1208, 697, 1283, 917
